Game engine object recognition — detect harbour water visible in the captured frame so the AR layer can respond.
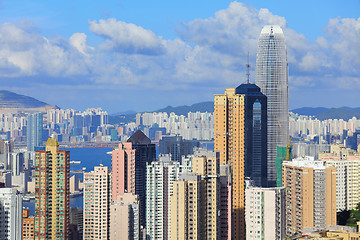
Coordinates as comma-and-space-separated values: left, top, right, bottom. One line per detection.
24, 147, 113, 215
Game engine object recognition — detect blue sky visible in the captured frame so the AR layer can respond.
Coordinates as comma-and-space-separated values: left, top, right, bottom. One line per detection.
0, 0, 359, 113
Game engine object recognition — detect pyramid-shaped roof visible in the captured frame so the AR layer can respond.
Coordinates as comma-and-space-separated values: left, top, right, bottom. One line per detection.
127, 130, 151, 145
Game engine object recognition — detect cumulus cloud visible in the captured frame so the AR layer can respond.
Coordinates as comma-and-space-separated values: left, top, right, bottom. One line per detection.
0, 2, 360, 110
0, 22, 90, 78
70, 33, 93, 56
89, 18, 165, 55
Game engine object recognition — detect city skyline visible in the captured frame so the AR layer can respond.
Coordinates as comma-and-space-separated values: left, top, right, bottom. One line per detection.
0, 1, 359, 113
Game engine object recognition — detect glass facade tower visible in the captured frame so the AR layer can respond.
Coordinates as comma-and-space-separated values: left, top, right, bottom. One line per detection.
255, 25, 289, 186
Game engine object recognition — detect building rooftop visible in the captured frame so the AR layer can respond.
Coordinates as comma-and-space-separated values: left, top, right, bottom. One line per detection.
283, 156, 326, 169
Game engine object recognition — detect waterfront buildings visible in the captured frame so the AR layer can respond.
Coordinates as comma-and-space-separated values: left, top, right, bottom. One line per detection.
27, 113, 43, 151
127, 130, 156, 228
112, 142, 136, 201
34, 138, 70, 240
146, 155, 182, 239
282, 156, 336, 237
83, 166, 111, 239
0, 188, 22, 240
245, 187, 286, 240
255, 25, 289, 186
110, 193, 140, 240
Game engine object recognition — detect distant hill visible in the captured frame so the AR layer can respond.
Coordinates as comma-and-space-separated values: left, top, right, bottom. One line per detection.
291, 107, 329, 116
0, 90, 58, 113
154, 101, 214, 116
292, 107, 360, 121
109, 101, 214, 124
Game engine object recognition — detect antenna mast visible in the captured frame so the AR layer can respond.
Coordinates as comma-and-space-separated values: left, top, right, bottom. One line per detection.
246, 52, 250, 84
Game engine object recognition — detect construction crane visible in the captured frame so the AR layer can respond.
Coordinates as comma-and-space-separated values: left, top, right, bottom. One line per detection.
277, 120, 293, 161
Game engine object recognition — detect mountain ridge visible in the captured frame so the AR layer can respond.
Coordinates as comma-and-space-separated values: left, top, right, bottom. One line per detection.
0, 90, 58, 113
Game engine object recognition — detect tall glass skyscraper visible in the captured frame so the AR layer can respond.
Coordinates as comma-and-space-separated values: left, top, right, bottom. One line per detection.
26, 113, 43, 151
255, 25, 289, 186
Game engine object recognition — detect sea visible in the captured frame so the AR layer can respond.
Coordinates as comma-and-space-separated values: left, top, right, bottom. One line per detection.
23, 147, 113, 215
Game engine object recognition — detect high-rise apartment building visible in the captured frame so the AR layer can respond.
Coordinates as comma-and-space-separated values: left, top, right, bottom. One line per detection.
34, 138, 70, 240
110, 193, 140, 240
245, 187, 286, 240
27, 113, 43, 151
321, 155, 360, 211
127, 130, 156, 228
214, 88, 246, 239
283, 157, 336, 237
0, 140, 13, 170
171, 174, 205, 239
112, 142, 135, 201
146, 155, 182, 239
83, 166, 111, 239
255, 25, 289, 186
171, 150, 230, 239
23, 209, 35, 240
0, 188, 22, 240
9, 152, 24, 176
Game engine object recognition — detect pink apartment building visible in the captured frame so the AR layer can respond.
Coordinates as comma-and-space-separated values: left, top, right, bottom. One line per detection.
112, 142, 136, 201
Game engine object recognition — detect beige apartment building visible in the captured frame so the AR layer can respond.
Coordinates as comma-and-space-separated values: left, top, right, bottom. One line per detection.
214, 88, 246, 239
282, 156, 337, 237
319, 144, 360, 211
171, 174, 205, 240
110, 193, 140, 240
170, 149, 230, 239
83, 166, 111, 239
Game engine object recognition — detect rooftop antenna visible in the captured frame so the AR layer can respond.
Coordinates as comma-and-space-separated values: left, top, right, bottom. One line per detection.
246, 52, 250, 84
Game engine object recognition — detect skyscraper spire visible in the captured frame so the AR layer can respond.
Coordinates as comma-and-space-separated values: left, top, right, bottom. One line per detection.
246, 52, 250, 84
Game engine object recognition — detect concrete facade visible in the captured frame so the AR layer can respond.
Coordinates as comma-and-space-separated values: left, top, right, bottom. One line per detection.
111, 142, 135, 201
110, 193, 140, 240
83, 166, 111, 239
214, 88, 246, 239
245, 187, 286, 240
283, 157, 337, 237
34, 138, 70, 240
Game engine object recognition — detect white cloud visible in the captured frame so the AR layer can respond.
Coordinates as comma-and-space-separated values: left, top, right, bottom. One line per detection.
70, 33, 93, 56
0, 1, 360, 110
89, 18, 165, 55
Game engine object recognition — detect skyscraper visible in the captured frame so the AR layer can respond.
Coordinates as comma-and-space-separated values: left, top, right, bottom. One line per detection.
146, 155, 182, 239
214, 88, 246, 239
283, 157, 336, 237
110, 193, 140, 240
27, 113, 43, 151
236, 83, 268, 187
255, 25, 289, 186
127, 130, 156, 228
245, 187, 286, 240
34, 138, 69, 240
170, 150, 230, 239
112, 142, 136, 201
83, 166, 111, 239
0, 188, 23, 240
